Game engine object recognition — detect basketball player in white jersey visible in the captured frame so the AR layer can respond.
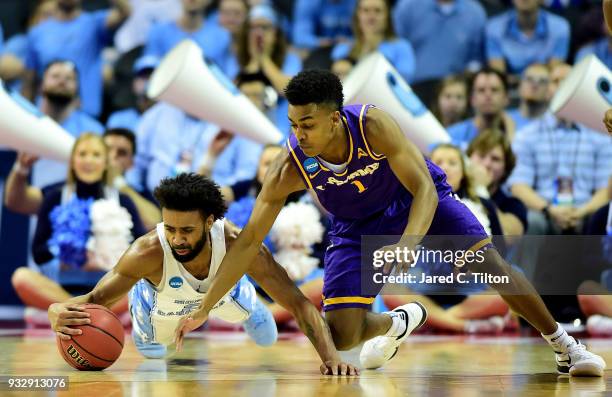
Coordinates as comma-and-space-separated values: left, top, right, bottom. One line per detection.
48, 173, 358, 376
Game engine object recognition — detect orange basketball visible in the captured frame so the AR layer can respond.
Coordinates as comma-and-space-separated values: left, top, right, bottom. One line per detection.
56, 304, 124, 370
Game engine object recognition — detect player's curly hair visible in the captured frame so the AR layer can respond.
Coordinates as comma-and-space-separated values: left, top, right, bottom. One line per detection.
154, 173, 227, 221
284, 69, 344, 111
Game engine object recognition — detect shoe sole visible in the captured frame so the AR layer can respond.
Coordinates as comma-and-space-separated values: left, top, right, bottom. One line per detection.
568, 363, 604, 377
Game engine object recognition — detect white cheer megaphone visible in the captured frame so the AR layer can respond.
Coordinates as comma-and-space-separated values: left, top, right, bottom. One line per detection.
342, 53, 450, 153
550, 54, 612, 133
0, 81, 74, 161
147, 39, 283, 144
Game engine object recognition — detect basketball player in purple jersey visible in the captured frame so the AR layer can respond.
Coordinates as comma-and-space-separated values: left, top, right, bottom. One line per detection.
177, 70, 606, 376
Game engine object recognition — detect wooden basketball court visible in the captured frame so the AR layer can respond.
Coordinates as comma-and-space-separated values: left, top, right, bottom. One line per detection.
0, 329, 610, 396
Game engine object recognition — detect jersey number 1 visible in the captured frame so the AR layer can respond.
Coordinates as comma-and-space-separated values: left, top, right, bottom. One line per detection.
351, 180, 367, 193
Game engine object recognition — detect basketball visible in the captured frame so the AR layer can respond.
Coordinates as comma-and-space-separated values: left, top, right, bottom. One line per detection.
56, 304, 124, 371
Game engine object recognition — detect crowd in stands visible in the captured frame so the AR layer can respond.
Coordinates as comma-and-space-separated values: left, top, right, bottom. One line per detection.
0, 0, 610, 336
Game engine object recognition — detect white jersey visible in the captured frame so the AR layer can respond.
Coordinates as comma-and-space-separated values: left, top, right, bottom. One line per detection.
129, 220, 254, 345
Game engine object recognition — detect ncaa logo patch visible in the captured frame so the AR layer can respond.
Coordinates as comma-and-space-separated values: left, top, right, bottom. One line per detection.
303, 157, 319, 174
169, 276, 183, 289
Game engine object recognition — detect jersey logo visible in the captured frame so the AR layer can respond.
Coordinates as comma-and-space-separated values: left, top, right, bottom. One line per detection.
303, 157, 319, 174
357, 148, 369, 159
169, 276, 183, 289
309, 169, 322, 179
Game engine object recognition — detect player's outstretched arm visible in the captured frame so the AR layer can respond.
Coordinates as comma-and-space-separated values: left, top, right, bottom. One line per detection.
175, 152, 305, 349
48, 231, 162, 340
247, 247, 358, 376
366, 107, 438, 251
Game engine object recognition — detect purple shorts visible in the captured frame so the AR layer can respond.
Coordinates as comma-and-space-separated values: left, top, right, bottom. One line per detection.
322, 192, 492, 312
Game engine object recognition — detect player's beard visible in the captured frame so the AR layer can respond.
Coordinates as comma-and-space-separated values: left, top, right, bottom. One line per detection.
170, 230, 208, 263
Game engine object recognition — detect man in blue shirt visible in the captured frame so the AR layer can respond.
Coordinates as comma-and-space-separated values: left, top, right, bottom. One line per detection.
292, 0, 355, 50
507, 63, 551, 131
509, 63, 612, 235
23, 0, 131, 118
144, 0, 235, 78
127, 102, 261, 195
393, 0, 486, 83
32, 60, 104, 189
106, 55, 158, 132
486, 0, 570, 77
448, 67, 518, 150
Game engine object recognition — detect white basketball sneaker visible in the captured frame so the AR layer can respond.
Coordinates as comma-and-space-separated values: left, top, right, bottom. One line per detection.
360, 302, 427, 369
555, 339, 606, 376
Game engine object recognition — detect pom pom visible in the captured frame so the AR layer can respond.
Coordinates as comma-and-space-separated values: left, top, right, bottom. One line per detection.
270, 202, 324, 280
271, 202, 324, 250
87, 199, 134, 271
48, 198, 93, 268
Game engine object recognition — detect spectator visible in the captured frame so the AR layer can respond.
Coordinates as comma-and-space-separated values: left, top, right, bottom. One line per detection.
0, 0, 57, 92
11, 133, 146, 323
218, 0, 250, 41
129, 99, 261, 195
393, 0, 486, 83
23, 0, 131, 117
31, 60, 104, 189
216, 0, 250, 78
330, 0, 415, 83
292, 0, 356, 50
199, 74, 286, 203
4, 129, 160, 231
432, 75, 470, 128
485, 0, 570, 78
447, 67, 516, 151
507, 63, 551, 131
467, 129, 527, 236
113, 0, 182, 54
237, 4, 301, 135
106, 55, 158, 132
144, 0, 235, 78
508, 63, 612, 235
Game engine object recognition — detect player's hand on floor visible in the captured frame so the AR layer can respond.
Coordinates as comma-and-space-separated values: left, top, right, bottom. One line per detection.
320, 360, 360, 376
175, 309, 208, 352
48, 303, 91, 341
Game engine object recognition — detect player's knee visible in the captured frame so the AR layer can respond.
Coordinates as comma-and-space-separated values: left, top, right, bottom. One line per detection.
326, 315, 362, 350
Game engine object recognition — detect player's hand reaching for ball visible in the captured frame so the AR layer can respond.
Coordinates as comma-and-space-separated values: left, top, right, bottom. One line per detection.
48, 303, 91, 340
175, 309, 208, 352
320, 360, 360, 376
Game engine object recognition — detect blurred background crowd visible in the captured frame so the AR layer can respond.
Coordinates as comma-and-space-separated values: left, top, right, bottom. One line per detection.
0, 0, 610, 337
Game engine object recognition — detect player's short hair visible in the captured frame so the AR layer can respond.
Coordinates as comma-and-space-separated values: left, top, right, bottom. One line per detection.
154, 173, 227, 221
104, 128, 137, 155
284, 69, 344, 111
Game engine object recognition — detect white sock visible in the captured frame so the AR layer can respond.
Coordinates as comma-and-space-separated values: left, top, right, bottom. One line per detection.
384, 311, 407, 337
542, 323, 576, 353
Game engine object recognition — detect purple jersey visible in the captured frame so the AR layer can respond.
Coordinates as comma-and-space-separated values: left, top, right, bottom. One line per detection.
286, 104, 451, 220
